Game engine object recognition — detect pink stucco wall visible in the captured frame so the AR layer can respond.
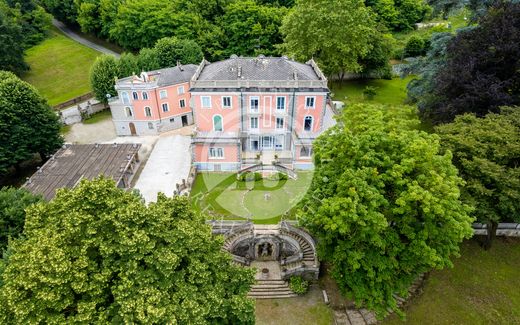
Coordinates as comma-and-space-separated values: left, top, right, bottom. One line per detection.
130, 82, 191, 120
194, 143, 239, 163
293, 94, 325, 133
193, 94, 241, 132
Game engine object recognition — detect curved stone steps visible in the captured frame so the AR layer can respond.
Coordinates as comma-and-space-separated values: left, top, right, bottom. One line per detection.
248, 279, 297, 299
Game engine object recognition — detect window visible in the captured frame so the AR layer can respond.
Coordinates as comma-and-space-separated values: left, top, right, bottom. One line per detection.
170, 118, 175, 123
250, 117, 259, 130
300, 146, 312, 157
201, 96, 211, 108
179, 99, 186, 108
142, 92, 149, 100
305, 96, 316, 109
304, 116, 313, 131
213, 115, 223, 132
132, 92, 139, 100
222, 96, 232, 109
125, 106, 133, 117
177, 86, 185, 95
159, 90, 167, 99
121, 92, 130, 104
148, 122, 154, 129
144, 106, 152, 117
209, 147, 224, 158
276, 96, 286, 110
162, 103, 169, 112
276, 117, 284, 129
250, 96, 259, 112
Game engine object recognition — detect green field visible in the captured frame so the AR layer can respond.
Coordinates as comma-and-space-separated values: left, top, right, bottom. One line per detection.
330, 76, 414, 106
383, 238, 520, 324
190, 172, 313, 224
22, 27, 100, 106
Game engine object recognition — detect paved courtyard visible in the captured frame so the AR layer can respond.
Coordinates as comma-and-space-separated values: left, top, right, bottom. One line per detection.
134, 135, 192, 203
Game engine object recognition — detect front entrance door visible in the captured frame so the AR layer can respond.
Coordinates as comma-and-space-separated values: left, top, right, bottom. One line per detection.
129, 122, 136, 136
181, 115, 188, 127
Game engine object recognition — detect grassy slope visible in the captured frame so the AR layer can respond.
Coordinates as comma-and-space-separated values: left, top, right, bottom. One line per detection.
22, 27, 100, 106
330, 76, 414, 106
384, 238, 520, 325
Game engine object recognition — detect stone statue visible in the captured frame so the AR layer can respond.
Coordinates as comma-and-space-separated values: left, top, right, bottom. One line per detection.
261, 243, 270, 257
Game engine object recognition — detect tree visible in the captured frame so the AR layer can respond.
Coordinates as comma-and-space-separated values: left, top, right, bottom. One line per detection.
298, 104, 473, 317
137, 47, 161, 72
89, 55, 119, 104
0, 187, 42, 253
0, 71, 63, 175
423, 2, 520, 124
0, 178, 255, 323
404, 35, 427, 57
0, 3, 27, 74
366, 0, 430, 31
405, 32, 454, 112
281, 0, 378, 77
217, 0, 288, 57
153, 37, 204, 67
40, 0, 77, 25
436, 108, 520, 249
117, 52, 140, 77
109, 0, 199, 50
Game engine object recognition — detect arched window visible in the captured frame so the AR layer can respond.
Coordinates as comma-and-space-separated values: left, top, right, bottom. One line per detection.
304, 116, 313, 131
125, 106, 133, 117
213, 115, 223, 132
142, 92, 149, 100
132, 91, 139, 100
144, 106, 152, 117
121, 92, 130, 104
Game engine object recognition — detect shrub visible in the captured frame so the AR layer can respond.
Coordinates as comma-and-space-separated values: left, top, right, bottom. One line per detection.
254, 172, 263, 181
363, 86, 378, 100
404, 35, 426, 57
238, 172, 263, 182
289, 276, 309, 295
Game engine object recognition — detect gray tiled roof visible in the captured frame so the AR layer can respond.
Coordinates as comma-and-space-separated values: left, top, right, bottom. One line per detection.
197, 57, 321, 81
152, 64, 198, 86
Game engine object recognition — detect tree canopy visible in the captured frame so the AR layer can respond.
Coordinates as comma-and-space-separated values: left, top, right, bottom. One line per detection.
153, 37, 204, 67
298, 104, 473, 317
89, 55, 119, 104
0, 71, 63, 175
0, 178, 255, 324
281, 0, 389, 77
419, 2, 520, 124
436, 108, 520, 249
0, 187, 42, 253
366, 0, 431, 31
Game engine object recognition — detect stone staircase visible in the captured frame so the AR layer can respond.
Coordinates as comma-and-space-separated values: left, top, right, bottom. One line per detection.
248, 279, 297, 299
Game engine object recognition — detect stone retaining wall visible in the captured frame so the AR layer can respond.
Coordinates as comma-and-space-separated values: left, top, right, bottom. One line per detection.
472, 223, 520, 237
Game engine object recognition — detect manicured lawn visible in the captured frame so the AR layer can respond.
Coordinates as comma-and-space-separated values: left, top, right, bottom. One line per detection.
190, 172, 313, 224
256, 285, 334, 325
22, 27, 100, 106
330, 76, 414, 106
383, 238, 520, 324
83, 109, 112, 125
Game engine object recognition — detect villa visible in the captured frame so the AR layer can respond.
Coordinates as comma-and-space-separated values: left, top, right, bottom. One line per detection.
110, 56, 332, 171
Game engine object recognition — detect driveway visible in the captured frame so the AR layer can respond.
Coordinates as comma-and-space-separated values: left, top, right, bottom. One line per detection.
134, 135, 192, 203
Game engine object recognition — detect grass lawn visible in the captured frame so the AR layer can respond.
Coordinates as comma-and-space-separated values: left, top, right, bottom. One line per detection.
255, 285, 334, 325
383, 238, 520, 324
83, 109, 112, 125
330, 76, 414, 106
22, 27, 100, 106
190, 172, 313, 224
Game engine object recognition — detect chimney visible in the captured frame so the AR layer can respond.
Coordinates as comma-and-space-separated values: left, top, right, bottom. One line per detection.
177, 60, 183, 71
238, 66, 242, 78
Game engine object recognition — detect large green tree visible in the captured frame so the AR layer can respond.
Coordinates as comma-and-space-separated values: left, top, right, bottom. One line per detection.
367, 0, 431, 31
0, 187, 42, 253
153, 37, 204, 67
89, 55, 119, 104
0, 178, 255, 324
436, 108, 520, 249
0, 2, 27, 74
0, 71, 63, 175
281, 0, 379, 77
299, 104, 473, 317
217, 0, 287, 57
